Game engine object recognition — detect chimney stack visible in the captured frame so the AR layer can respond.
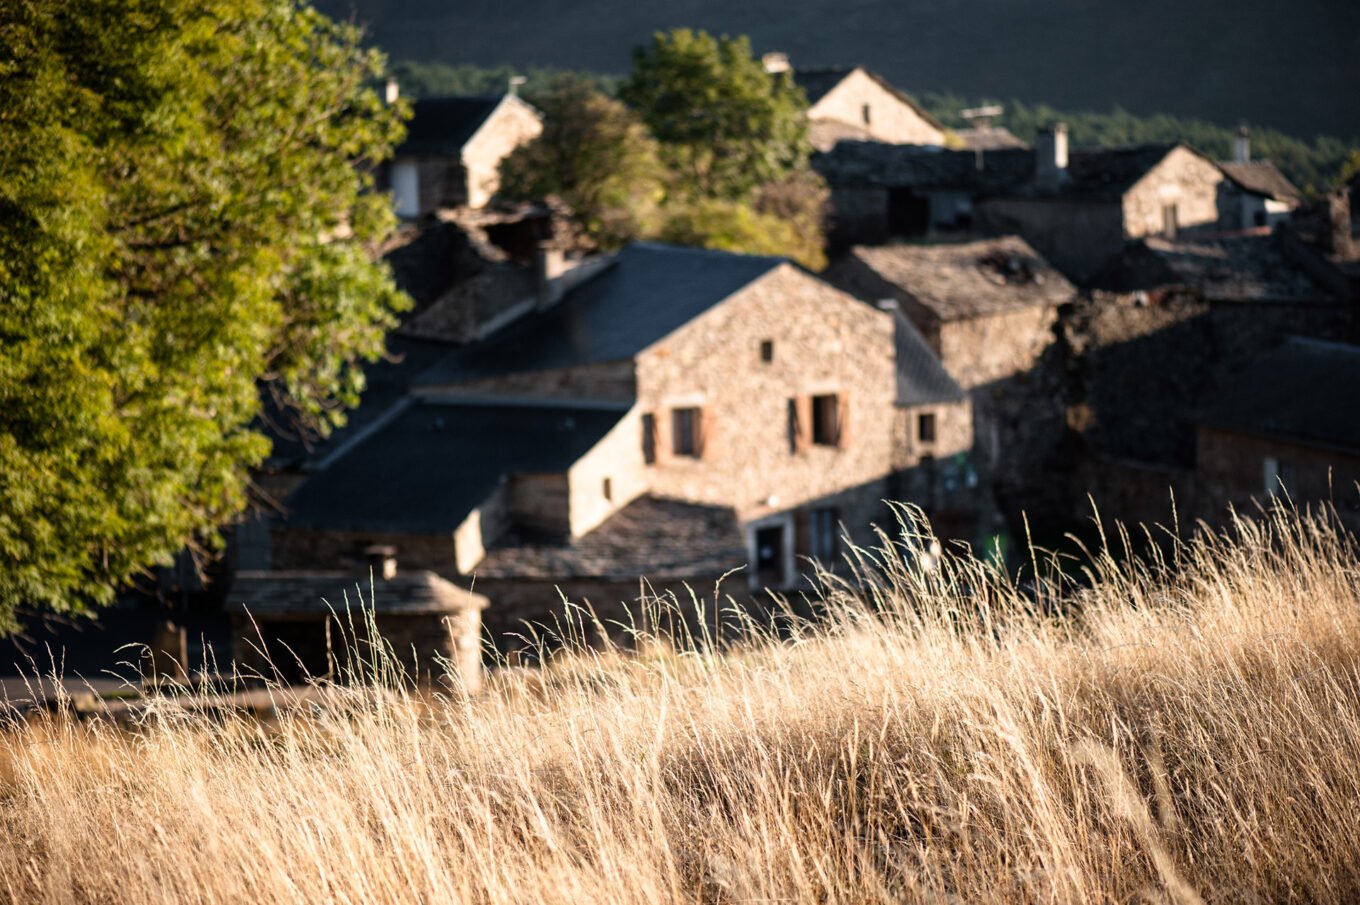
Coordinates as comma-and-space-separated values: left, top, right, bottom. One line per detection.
364, 544, 398, 581
508, 75, 527, 97
762, 52, 791, 74
1035, 122, 1069, 189
536, 243, 568, 309
384, 77, 399, 105
1324, 188, 1355, 261
1234, 126, 1250, 164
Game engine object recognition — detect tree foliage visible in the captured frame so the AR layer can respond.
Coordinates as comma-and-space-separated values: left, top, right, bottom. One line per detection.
499, 76, 665, 249
0, 0, 409, 627
620, 29, 811, 200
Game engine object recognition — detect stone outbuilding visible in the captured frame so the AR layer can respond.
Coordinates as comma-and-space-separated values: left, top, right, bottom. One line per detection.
827, 236, 1073, 490
228, 563, 487, 690
1217, 130, 1303, 231
379, 93, 542, 216
1195, 337, 1360, 533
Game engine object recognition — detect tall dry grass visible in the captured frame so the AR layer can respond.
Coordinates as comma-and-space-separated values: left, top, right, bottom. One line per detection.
3, 503, 1360, 904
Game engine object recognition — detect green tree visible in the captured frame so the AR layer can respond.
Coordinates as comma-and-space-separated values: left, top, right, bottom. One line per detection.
0, 0, 409, 628
499, 76, 666, 249
621, 29, 810, 199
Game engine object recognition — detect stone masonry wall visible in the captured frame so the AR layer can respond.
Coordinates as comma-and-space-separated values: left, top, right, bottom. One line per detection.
938, 306, 1060, 389
977, 198, 1127, 284
461, 97, 542, 209
809, 69, 945, 150
1122, 147, 1222, 240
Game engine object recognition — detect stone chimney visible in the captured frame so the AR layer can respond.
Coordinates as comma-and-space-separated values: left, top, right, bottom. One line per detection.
762, 52, 791, 74
1035, 122, 1069, 189
1233, 126, 1250, 164
508, 75, 527, 97
363, 544, 398, 581
1324, 188, 1355, 261
384, 77, 399, 105
536, 243, 568, 309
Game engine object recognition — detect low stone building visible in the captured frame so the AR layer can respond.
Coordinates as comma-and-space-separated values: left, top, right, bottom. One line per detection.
827, 236, 1074, 488
378, 92, 542, 216
1195, 338, 1360, 533
778, 62, 947, 152
1217, 129, 1303, 231
261, 242, 978, 647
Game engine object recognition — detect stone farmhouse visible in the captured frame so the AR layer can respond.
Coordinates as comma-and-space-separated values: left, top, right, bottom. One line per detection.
1195, 338, 1360, 534
767, 58, 948, 152
826, 236, 1074, 492
377, 89, 542, 217
1217, 130, 1303, 231
241, 242, 978, 646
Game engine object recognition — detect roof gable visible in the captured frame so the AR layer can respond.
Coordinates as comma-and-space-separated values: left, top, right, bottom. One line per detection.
794, 66, 945, 133
1220, 161, 1303, 204
396, 95, 505, 156
416, 243, 785, 388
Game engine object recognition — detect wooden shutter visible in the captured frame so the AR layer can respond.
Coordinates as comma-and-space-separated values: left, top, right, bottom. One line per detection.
793, 509, 811, 559
835, 393, 851, 448
789, 396, 812, 453
694, 407, 709, 459
654, 409, 670, 464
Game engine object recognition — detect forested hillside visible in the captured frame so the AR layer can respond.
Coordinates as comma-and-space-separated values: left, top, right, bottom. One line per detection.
319, 0, 1360, 141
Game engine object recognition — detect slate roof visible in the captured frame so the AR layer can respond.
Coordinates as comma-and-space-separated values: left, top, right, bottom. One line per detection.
283, 400, 628, 534
812, 141, 1033, 192
474, 495, 747, 581
955, 126, 1028, 151
264, 336, 458, 471
793, 67, 946, 133
1093, 234, 1330, 303
850, 237, 1076, 322
891, 310, 967, 407
999, 144, 1185, 201
228, 571, 487, 616
416, 243, 786, 388
396, 96, 504, 156
1198, 338, 1360, 452
1220, 161, 1303, 204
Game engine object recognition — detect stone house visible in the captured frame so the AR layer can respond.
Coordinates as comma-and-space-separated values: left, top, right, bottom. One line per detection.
1217, 129, 1303, 232
257, 242, 976, 645
781, 63, 948, 152
826, 236, 1074, 487
1195, 338, 1360, 534
378, 93, 542, 216
976, 126, 1230, 283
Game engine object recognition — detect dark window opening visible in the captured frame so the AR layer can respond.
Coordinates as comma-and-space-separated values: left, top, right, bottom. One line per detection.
760, 339, 774, 363
810, 507, 839, 562
672, 407, 699, 457
1254, 210, 1267, 227
755, 524, 786, 587
603, 477, 613, 501
862, 103, 872, 126
918, 411, 937, 444
811, 394, 840, 446
641, 413, 657, 465
887, 188, 931, 237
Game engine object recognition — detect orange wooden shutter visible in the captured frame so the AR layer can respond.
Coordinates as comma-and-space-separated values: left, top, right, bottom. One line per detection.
694, 407, 709, 459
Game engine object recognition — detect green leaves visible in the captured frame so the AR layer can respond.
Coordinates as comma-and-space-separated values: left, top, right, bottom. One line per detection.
0, 0, 409, 626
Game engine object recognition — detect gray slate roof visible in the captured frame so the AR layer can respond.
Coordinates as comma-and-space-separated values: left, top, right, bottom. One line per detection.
475, 495, 747, 581
1220, 161, 1303, 204
1011, 144, 1181, 201
812, 141, 1033, 192
849, 237, 1076, 321
396, 96, 503, 155
1198, 338, 1360, 452
1093, 234, 1330, 304
228, 570, 487, 616
892, 310, 966, 407
955, 126, 1028, 151
416, 242, 786, 388
284, 400, 627, 534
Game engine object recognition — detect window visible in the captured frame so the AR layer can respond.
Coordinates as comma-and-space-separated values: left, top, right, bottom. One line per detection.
862, 103, 872, 126
811, 394, 840, 446
641, 413, 657, 465
917, 411, 937, 444
760, 339, 774, 363
602, 477, 613, 501
1162, 203, 1179, 238
810, 507, 839, 562
672, 407, 700, 458
1263, 456, 1295, 497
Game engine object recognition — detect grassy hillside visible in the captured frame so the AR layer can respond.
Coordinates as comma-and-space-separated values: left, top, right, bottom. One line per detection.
318, 0, 1360, 140
5, 504, 1360, 902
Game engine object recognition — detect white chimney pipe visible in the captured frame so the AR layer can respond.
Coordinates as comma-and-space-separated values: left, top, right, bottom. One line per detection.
762, 52, 791, 74
1035, 122, 1069, 188
1233, 126, 1250, 164
384, 78, 399, 105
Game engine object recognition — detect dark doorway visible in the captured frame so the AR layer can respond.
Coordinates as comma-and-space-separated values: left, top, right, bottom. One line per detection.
755, 524, 787, 588
887, 188, 931, 237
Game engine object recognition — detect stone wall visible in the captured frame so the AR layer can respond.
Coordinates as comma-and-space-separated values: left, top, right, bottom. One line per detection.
566, 408, 650, 537
508, 473, 572, 537
808, 69, 945, 150
826, 187, 891, 249
938, 306, 1060, 389
270, 528, 456, 576
978, 198, 1127, 284
461, 97, 543, 208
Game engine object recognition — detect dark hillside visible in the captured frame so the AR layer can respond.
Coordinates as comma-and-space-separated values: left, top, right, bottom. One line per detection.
318, 0, 1360, 140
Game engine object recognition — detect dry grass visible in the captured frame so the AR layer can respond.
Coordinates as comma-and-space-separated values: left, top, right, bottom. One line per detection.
4, 503, 1360, 904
